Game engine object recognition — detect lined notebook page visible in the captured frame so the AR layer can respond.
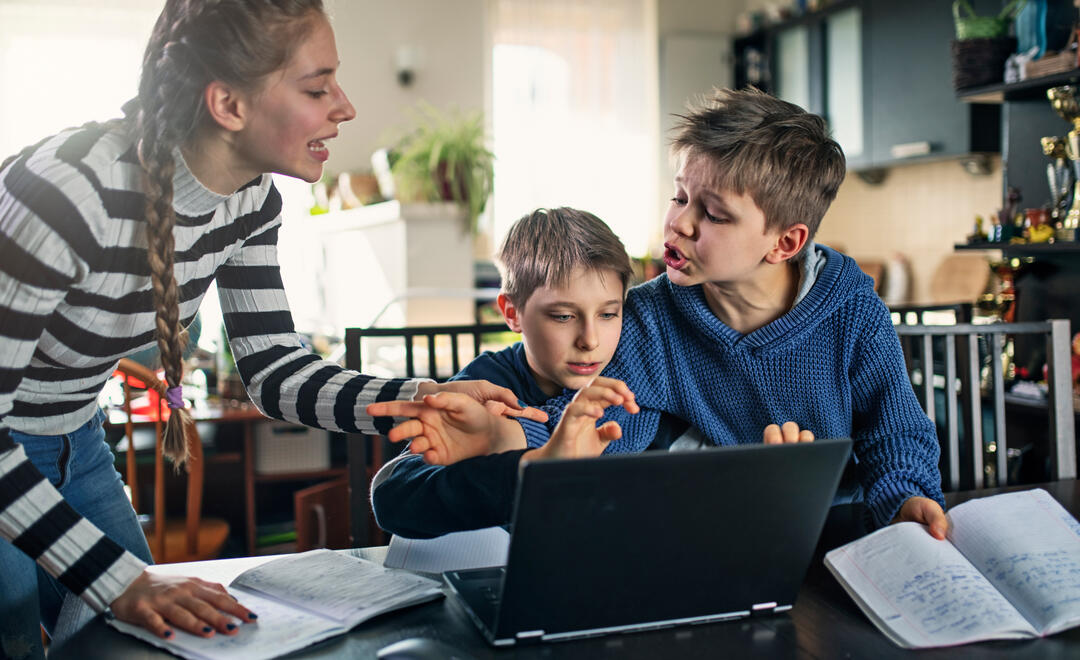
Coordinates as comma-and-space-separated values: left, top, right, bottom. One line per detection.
385, 526, 510, 574
825, 522, 1036, 648
110, 588, 345, 660
231, 549, 441, 626
949, 488, 1080, 635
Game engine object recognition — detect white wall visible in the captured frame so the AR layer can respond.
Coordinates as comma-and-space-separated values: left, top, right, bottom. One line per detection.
320, 0, 751, 258
322, 0, 487, 175
653, 1, 745, 252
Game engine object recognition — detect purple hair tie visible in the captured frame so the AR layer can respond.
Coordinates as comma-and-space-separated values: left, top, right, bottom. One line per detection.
165, 385, 185, 409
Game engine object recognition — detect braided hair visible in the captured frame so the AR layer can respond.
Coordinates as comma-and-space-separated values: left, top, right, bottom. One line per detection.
134, 0, 324, 465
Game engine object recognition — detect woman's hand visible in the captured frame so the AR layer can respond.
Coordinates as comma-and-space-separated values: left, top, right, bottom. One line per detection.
368, 393, 513, 464
416, 380, 548, 423
110, 570, 257, 639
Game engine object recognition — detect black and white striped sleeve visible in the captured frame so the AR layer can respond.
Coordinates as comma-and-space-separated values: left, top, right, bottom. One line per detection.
216, 203, 428, 438
0, 149, 147, 611
0, 444, 147, 611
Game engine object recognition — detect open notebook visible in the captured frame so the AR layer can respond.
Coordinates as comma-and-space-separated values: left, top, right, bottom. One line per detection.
109, 549, 442, 660
826, 488, 1080, 648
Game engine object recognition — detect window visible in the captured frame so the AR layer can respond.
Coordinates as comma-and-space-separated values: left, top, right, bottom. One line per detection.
0, 1, 163, 160
489, 0, 659, 257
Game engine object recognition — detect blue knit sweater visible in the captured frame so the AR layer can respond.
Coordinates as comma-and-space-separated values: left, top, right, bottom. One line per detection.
518, 244, 944, 529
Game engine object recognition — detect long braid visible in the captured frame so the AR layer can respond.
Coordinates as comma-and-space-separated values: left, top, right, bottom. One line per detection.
133, 0, 325, 467
137, 13, 200, 467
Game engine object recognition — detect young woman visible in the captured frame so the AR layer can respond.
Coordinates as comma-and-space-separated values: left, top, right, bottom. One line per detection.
0, 1, 537, 655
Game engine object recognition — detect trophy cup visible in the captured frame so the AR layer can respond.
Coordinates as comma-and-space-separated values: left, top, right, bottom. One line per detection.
1041, 136, 1074, 239
1046, 85, 1080, 240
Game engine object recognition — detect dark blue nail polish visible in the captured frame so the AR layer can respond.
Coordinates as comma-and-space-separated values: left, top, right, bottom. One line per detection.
164, 630, 172, 638
203, 626, 213, 633
226, 623, 237, 630
248, 612, 258, 620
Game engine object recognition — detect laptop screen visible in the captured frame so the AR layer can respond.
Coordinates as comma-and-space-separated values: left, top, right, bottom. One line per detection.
490, 438, 852, 640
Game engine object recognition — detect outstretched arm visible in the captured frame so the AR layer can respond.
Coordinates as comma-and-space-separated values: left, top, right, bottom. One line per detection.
371, 450, 526, 538
217, 207, 542, 436
849, 314, 946, 534
366, 393, 541, 464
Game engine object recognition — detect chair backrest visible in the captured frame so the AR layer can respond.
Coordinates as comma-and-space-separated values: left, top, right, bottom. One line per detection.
344, 322, 515, 381
342, 323, 519, 546
294, 477, 350, 552
115, 361, 219, 562
890, 301, 973, 325
893, 319, 1076, 492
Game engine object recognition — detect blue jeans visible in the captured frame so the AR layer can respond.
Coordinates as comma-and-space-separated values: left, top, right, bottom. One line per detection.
0, 408, 153, 660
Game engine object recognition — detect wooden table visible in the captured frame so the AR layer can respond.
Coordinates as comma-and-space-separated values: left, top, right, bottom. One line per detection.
50, 480, 1080, 659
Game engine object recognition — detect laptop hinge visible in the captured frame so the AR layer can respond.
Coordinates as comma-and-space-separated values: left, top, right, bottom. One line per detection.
516, 629, 545, 640
752, 601, 792, 614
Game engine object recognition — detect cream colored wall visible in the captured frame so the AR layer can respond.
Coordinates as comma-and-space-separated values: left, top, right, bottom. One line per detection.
322, 0, 486, 175
815, 158, 1003, 304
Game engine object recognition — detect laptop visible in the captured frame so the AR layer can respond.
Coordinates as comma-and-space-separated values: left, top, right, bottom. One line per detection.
443, 437, 852, 646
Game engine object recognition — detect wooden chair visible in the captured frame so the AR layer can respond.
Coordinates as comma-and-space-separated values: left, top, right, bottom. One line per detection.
893, 319, 1076, 492
115, 360, 230, 563
342, 323, 518, 546
295, 478, 350, 552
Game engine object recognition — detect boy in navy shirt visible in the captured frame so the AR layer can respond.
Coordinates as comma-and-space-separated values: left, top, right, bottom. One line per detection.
370, 208, 637, 536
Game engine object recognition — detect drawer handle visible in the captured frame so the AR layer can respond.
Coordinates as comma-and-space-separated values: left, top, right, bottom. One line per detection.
890, 141, 933, 159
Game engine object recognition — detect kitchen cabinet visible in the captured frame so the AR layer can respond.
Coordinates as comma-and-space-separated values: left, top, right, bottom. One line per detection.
735, 0, 1000, 173
826, 6, 866, 165
863, 0, 999, 168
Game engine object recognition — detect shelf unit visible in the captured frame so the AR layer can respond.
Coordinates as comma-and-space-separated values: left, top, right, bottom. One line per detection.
957, 69, 1080, 104
242, 423, 348, 555
955, 242, 1080, 255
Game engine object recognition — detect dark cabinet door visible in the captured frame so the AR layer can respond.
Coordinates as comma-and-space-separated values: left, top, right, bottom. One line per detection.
865, 0, 1000, 165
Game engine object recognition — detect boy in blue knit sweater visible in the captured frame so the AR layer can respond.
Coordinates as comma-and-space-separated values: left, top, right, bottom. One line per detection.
371, 88, 946, 539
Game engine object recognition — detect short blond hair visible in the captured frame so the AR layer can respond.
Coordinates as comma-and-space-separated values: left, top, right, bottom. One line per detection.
495, 207, 633, 308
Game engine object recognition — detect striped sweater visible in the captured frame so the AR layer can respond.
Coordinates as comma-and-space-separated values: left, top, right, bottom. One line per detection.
0, 122, 421, 612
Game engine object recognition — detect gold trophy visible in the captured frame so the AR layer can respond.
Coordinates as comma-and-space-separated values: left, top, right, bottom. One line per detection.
1041, 136, 1074, 239
1046, 85, 1080, 240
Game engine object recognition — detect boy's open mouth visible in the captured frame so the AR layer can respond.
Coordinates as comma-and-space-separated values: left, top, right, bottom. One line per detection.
567, 362, 601, 375
663, 243, 688, 270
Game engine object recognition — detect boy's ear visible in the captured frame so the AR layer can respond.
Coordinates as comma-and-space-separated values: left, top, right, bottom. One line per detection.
766, 223, 810, 264
497, 293, 524, 333
203, 80, 248, 133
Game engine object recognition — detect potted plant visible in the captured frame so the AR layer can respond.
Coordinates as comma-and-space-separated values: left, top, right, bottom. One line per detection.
950, 0, 1027, 90
390, 103, 495, 234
